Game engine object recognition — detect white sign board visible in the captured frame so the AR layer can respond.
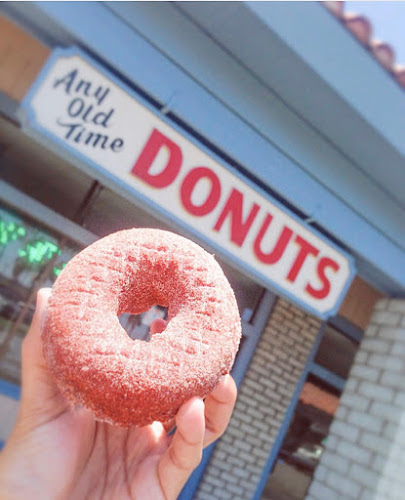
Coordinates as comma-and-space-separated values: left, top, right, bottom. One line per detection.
22, 48, 355, 318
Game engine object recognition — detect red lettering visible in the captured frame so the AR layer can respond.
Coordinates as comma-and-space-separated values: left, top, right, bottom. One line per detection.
131, 129, 182, 188
286, 235, 319, 283
213, 189, 260, 247
254, 213, 293, 264
306, 257, 340, 299
180, 167, 221, 216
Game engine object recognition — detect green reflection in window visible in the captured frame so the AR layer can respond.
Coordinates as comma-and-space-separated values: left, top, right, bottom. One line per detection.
0, 220, 27, 245
1, 215, 67, 278
18, 240, 61, 265
53, 263, 67, 277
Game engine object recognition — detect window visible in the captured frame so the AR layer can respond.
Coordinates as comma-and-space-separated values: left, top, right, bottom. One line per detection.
0, 205, 82, 384
261, 318, 363, 500
314, 324, 358, 380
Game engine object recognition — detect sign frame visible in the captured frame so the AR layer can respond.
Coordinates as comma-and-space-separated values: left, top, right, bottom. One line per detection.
20, 47, 356, 319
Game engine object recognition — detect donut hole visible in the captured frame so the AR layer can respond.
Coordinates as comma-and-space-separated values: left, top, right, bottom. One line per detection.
119, 305, 168, 342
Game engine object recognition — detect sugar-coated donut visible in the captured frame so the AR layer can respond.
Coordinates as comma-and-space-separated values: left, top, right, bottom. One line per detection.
42, 228, 241, 427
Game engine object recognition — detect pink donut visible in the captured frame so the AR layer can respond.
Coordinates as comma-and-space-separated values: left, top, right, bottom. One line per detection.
42, 228, 241, 427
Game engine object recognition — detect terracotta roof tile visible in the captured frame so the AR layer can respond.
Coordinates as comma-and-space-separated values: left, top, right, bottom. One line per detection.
323, 1, 405, 90
370, 40, 395, 71
394, 64, 405, 87
344, 12, 372, 45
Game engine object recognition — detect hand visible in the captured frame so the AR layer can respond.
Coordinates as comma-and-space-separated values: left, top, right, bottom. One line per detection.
0, 289, 237, 499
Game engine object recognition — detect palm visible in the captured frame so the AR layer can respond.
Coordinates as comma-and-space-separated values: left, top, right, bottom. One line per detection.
68, 417, 170, 500
16, 395, 174, 500
0, 290, 237, 500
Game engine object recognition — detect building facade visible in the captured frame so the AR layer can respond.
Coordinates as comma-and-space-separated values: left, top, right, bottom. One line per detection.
0, 3, 404, 499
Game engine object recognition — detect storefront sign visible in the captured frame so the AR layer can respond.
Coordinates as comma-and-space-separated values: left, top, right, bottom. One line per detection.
22, 48, 355, 318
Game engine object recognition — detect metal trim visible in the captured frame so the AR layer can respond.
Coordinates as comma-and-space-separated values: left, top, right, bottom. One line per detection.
329, 314, 364, 343
309, 362, 346, 392
0, 180, 97, 247
0, 378, 20, 400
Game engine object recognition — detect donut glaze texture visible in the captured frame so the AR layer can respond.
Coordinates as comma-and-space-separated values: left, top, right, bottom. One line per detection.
42, 228, 241, 427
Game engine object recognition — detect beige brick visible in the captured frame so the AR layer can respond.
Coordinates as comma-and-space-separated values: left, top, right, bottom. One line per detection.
382, 422, 399, 440
224, 482, 244, 496
361, 338, 390, 354
237, 451, 256, 463
371, 311, 401, 326
355, 351, 368, 363
234, 440, 252, 453
358, 381, 394, 403
350, 365, 380, 382
203, 476, 223, 489
322, 452, 349, 474
359, 432, 391, 455
340, 392, 370, 412
365, 324, 380, 337
371, 454, 386, 473
380, 370, 405, 389
232, 466, 250, 479
326, 470, 362, 498
349, 463, 379, 489
394, 392, 405, 407
344, 378, 359, 392
387, 300, 405, 314
370, 401, 402, 422
213, 487, 233, 500
368, 354, 403, 371
334, 404, 348, 420
374, 298, 390, 311
330, 420, 360, 442
195, 492, 214, 500
391, 342, 405, 356
324, 434, 339, 452
314, 463, 328, 481
360, 488, 375, 500
308, 482, 341, 500
378, 326, 405, 341
198, 482, 214, 495
347, 410, 383, 433
336, 440, 372, 465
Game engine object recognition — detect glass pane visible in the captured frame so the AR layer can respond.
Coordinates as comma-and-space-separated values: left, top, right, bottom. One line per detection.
314, 324, 358, 380
0, 205, 82, 384
262, 375, 341, 500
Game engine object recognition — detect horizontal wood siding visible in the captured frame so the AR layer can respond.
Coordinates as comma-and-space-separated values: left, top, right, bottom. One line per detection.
0, 15, 49, 101
338, 277, 385, 330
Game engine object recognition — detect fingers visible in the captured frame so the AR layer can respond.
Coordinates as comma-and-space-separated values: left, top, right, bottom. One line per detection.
158, 397, 205, 500
21, 288, 52, 385
150, 318, 167, 336
203, 374, 237, 448
157, 377, 237, 498
19, 288, 67, 429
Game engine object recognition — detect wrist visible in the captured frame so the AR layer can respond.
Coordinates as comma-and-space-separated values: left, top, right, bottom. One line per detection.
0, 443, 28, 500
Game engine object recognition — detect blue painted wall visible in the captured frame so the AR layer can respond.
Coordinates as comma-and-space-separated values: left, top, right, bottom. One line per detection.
3, 0, 405, 296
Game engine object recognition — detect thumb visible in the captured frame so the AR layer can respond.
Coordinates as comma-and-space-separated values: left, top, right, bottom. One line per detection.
18, 288, 68, 430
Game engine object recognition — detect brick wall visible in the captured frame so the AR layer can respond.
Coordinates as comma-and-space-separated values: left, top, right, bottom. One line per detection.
195, 297, 321, 500
306, 298, 405, 500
